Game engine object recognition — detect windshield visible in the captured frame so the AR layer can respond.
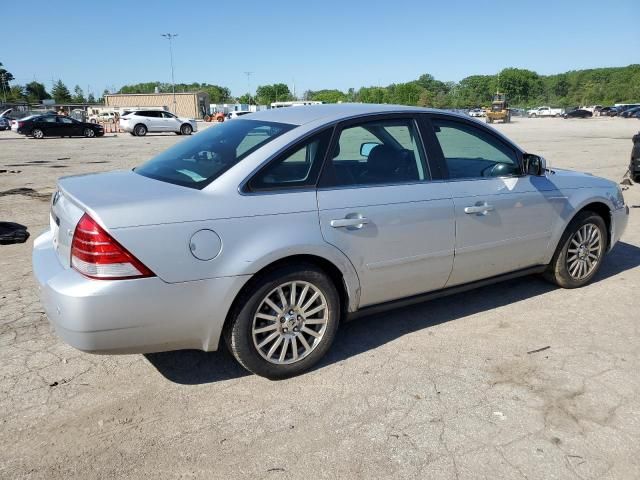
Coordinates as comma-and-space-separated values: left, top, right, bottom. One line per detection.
135, 119, 295, 189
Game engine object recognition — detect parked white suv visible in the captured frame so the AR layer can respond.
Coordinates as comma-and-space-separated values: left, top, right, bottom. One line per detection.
120, 110, 197, 136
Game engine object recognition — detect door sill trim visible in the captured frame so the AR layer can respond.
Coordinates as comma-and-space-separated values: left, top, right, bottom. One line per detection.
347, 265, 547, 320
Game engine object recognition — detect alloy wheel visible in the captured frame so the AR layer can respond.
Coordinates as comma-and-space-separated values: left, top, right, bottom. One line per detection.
251, 281, 328, 365
33, 129, 43, 139
566, 223, 602, 280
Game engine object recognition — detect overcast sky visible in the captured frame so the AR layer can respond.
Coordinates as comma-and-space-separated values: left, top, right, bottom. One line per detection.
3, 0, 639, 97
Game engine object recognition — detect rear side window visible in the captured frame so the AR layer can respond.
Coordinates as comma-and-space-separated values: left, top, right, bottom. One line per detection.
135, 120, 295, 189
321, 118, 429, 187
248, 129, 333, 191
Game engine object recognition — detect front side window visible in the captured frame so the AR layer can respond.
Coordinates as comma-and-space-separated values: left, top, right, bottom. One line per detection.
248, 129, 332, 191
431, 119, 520, 179
322, 118, 428, 187
58, 117, 74, 124
135, 120, 295, 189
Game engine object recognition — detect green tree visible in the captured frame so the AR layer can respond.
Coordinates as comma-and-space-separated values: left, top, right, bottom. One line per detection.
496, 68, 543, 104
25, 81, 51, 103
236, 93, 252, 104
256, 83, 293, 104
72, 85, 86, 103
51, 80, 72, 103
87, 92, 96, 103
0, 62, 14, 92
307, 89, 347, 103
7, 84, 26, 102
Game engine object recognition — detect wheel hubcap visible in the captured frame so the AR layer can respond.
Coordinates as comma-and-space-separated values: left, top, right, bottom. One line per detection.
252, 281, 328, 365
566, 223, 602, 280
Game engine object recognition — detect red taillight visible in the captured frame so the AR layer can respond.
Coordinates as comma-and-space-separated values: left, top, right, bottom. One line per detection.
70, 213, 154, 280
18, 121, 24, 128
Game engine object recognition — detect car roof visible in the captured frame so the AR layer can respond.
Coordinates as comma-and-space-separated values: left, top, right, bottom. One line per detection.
241, 103, 441, 126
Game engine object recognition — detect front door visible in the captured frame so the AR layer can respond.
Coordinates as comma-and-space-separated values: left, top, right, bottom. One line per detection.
162, 111, 181, 132
58, 116, 82, 136
317, 116, 455, 307
425, 116, 560, 286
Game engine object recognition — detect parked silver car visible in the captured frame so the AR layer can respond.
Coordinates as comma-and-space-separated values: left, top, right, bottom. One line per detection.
33, 104, 629, 378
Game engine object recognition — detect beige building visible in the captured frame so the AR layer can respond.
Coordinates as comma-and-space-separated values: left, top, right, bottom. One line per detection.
104, 92, 210, 118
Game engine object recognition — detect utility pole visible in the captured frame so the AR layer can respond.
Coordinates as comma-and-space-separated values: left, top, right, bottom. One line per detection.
161, 33, 178, 113
244, 71, 253, 105
0, 72, 6, 104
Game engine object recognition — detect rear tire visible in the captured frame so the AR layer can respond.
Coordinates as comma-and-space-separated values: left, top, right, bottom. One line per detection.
32, 128, 44, 139
134, 124, 147, 136
225, 264, 340, 379
543, 211, 607, 288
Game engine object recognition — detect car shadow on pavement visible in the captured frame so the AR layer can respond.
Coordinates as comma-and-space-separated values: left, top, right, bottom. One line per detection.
146, 241, 640, 384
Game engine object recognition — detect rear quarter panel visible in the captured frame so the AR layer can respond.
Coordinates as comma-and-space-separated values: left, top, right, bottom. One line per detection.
109, 190, 362, 311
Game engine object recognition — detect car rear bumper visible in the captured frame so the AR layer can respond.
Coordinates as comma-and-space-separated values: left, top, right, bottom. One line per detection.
32, 229, 249, 354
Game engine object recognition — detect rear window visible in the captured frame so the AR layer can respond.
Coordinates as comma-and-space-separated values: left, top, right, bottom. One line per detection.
135, 119, 295, 189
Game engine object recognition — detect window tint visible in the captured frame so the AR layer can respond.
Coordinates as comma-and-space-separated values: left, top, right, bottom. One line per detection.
322, 119, 428, 187
161, 111, 176, 118
248, 129, 332, 191
431, 119, 520, 179
40, 116, 57, 123
135, 120, 294, 189
58, 117, 74, 124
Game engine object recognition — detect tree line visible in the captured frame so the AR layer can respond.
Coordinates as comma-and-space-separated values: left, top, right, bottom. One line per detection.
2, 61, 639, 108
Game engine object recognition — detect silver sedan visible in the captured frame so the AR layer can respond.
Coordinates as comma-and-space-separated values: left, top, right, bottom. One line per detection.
33, 104, 629, 378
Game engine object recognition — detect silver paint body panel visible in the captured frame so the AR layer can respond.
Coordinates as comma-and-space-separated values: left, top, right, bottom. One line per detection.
32, 105, 629, 353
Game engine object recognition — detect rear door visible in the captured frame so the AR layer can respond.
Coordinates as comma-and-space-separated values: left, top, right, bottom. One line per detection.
317, 115, 455, 308
148, 111, 166, 131
39, 116, 60, 136
423, 114, 561, 286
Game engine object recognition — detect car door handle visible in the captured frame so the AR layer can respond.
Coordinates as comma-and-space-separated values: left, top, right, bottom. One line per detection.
464, 203, 495, 215
330, 216, 369, 229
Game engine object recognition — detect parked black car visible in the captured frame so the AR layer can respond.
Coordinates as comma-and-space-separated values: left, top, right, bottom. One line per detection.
620, 106, 640, 118
16, 115, 104, 138
0, 117, 10, 131
631, 132, 640, 182
563, 108, 593, 119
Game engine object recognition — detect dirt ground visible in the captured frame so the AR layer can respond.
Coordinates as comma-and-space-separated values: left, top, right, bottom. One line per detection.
1, 117, 639, 479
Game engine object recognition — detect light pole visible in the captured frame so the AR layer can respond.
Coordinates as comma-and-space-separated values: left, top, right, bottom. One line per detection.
244, 71, 253, 105
161, 33, 178, 113
0, 72, 7, 105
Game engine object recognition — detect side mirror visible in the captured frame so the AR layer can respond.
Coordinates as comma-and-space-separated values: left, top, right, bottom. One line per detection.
523, 153, 546, 176
360, 142, 381, 157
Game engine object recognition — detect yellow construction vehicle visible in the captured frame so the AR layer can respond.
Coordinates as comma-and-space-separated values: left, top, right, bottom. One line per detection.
485, 92, 510, 123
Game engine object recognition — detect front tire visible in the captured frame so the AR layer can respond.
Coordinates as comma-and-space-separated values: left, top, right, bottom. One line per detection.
83, 128, 95, 138
225, 264, 340, 379
543, 211, 607, 288
180, 123, 193, 135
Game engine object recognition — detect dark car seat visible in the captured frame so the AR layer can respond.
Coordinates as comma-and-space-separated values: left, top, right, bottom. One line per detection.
360, 144, 403, 184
